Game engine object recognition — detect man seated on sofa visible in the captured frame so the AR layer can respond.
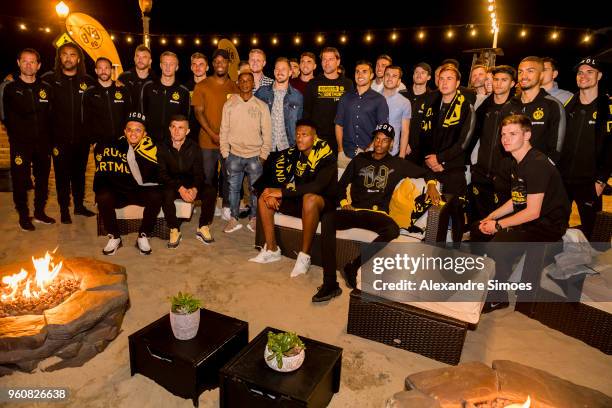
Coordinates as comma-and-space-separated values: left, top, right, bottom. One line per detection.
322, 123, 441, 298
249, 119, 337, 280
158, 114, 217, 248
471, 114, 570, 313
94, 112, 163, 256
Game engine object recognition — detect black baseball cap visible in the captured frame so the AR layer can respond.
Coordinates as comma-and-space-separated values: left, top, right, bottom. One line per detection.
372, 123, 395, 139
414, 62, 432, 75
575, 56, 603, 72
212, 49, 230, 60
126, 112, 146, 125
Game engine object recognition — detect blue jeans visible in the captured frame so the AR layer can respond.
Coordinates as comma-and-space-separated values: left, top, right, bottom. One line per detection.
226, 153, 263, 219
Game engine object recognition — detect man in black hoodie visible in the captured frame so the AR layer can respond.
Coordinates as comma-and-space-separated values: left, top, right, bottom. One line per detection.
559, 57, 611, 239
420, 64, 475, 242
468, 65, 516, 224
158, 115, 216, 248
1, 48, 55, 230
41, 43, 95, 223
320, 123, 440, 301
500, 56, 566, 165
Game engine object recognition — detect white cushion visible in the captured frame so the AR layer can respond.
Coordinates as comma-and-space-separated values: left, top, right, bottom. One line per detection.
115, 199, 193, 219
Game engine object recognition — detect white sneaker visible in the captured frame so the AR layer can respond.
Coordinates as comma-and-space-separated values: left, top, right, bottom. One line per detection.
136, 232, 152, 255
103, 235, 122, 256
248, 246, 282, 263
290, 251, 311, 277
224, 218, 243, 233
246, 217, 257, 232
214, 206, 222, 217
221, 207, 231, 221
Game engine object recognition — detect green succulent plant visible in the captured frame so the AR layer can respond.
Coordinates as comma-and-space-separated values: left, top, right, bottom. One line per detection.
266, 331, 305, 368
169, 292, 202, 314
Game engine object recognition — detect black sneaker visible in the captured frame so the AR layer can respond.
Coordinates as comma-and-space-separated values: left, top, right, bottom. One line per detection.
19, 217, 35, 231
341, 263, 358, 289
74, 205, 96, 217
60, 209, 72, 224
482, 301, 510, 314
312, 285, 342, 303
33, 211, 56, 225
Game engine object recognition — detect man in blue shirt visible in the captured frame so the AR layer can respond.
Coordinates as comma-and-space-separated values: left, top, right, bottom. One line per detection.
382, 65, 411, 157
335, 61, 388, 167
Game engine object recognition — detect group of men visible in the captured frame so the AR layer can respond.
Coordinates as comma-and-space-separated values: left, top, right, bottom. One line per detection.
2, 41, 610, 306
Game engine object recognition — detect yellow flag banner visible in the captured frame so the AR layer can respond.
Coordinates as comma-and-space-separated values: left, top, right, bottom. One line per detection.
65, 13, 123, 77
217, 39, 240, 82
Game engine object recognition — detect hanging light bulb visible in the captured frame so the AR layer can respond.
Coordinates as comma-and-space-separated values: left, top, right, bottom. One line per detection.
195, 38, 201, 45
417, 30, 425, 40
271, 37, 278, 45
251, 37, 258, 45
340, 34, 347, 43
294, 36, 301, 45
212, 37, 219, 45
390, 32, 398, 41
446, 29, 454, 38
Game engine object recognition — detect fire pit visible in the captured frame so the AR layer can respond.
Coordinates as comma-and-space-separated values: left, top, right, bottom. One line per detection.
0, 253, 129, 376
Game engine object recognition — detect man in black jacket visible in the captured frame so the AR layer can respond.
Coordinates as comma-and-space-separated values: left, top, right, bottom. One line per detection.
468, 65, 516, 224
140, 51, 190, 142
320, 123, 440, 301
41, 43, 96, 223
94, 112, 162, 256
83, 57, 130, 149
420, 64, 475, 242
500, 56, 566, 165
158, 115, 216, 248
117, 45, 156, 111
559, 57, 611, 239
1, 48, 54, 230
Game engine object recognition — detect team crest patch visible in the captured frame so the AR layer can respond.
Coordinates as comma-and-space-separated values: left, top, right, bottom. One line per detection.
80, 82, 88, 91
472, 186, 479, 195
96, 154, 102, 162
115, 91, 123, 100
593, 111, 597, 120
532, 108, 544, 120
53, 147, 59, 156
39, 89, 47, 99
14, 155, 23, 165
172, 91, 180, 101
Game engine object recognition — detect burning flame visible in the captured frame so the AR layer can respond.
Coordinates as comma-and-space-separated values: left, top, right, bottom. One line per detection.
1, 249, 63, 301
507, 395, 531, 408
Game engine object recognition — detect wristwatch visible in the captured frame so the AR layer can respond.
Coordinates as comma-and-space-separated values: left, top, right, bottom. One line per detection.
495, 220, 502, 232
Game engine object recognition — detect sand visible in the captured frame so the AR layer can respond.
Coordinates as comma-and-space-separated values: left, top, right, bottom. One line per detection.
0, 193, 611, 408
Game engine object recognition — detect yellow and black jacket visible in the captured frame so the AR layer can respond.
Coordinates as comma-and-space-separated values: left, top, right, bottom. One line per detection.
93, 135, 159, 193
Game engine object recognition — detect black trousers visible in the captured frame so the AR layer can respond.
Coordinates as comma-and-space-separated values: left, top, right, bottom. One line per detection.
321, 209, 400, 287
470, 224, 564, 301
95, 186, 162, 237
10, 144, 50, 217
438, 170, 467, 243
564, 181, 602, 240
161, 183, 217, 229
467, 179, 510, 225
53, 142, 90, 210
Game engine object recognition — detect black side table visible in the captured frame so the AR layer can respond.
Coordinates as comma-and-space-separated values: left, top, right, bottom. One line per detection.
220, 327, 342, 407
129, 309, 248, 407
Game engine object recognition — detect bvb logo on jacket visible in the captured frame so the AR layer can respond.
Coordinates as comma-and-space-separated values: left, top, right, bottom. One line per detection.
532, 108, 544, 121
114, 91, 124, 101
171, 91, 180, 103
38, 89, 48, 101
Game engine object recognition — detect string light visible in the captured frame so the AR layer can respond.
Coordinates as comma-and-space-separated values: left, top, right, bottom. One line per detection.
212, 38, 218, 45
160, 37, 167, 45
582, 34, 591, 43
232, 37, 238, 45
446, 29, 454, 39
390, 32, 398, 41
176, 38, 183, 45
194, 38, 201, 45
44, 27, 51, 33
417, 30, 425, 40
271, 37, 278, 45
551, 31, 559, 40
488, 4, 494, 11
365, 33, 372, 43
520, 29, 527, 38
470, 28, 477, 37
294, 36, 301, 45
316, 34, 324, 44
126, 36, 133, 43
340, 35, 347, 44
251, 37, 258, 45
110, 34, 115, 40
19, 23, 27, 30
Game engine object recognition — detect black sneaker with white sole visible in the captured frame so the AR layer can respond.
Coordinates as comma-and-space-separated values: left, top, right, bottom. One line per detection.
481, 301, 510, 314
19, 217, 35, 231
34, 212, 56, 224
312, 285, 343, 303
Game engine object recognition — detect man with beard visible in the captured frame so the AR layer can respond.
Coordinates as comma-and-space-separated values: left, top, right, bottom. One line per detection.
559, 57, 612, 239
41, 43, 95, 223
1, 48, 54, 230
256, 57, 304, 151
118, 45, 157, 111
469, 64, 489, 109
290, 52, 317, 94
140, 51, 190, 142
83, 57, 130, 150
185, 52, 208, 143
501, 56, 565, 165
192, 49, 239, 242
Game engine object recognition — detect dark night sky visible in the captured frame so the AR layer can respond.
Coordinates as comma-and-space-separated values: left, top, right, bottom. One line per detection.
1, 0, 611, 91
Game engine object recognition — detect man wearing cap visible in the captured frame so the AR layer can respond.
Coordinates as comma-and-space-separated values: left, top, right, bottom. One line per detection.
323, 123, 440, 299
335, 60, 389, 168
192, 49, 240, 240
94, 112, 162, 256
140, 51, 190, 142
559, 57, 612, 239
400, 62, 432, 163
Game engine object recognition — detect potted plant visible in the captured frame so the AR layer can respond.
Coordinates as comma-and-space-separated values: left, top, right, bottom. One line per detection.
169, 292, 202, 340
264, 331, 306, 372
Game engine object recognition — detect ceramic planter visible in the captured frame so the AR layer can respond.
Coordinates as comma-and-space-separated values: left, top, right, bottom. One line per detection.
264, 345, 305, 372
170, 309, 200, 340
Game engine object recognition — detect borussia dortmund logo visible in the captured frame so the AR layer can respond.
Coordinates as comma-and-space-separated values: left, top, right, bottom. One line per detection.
39, 89, 47, 99
172, 91, 180, 101
14, 155, 23, 165
53, 147, 59, 156
472, 186, 479, 195
115, 91, 123, 100
533, 108, 544, 120
593, 111, 597, 120
80, 82, 88, 91
96, 154, 102, 162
